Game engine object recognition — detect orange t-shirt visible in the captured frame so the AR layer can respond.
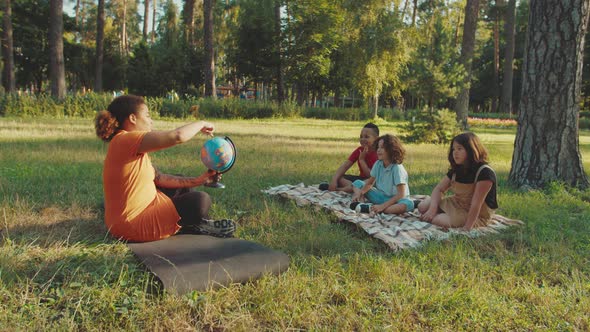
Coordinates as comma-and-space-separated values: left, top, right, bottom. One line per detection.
103, 130, 180, 242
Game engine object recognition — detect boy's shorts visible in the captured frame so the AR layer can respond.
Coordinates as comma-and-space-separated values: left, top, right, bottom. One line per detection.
352, 180, 414, 212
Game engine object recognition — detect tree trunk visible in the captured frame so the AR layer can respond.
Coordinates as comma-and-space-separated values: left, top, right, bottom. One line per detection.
401, 0, 409, 21
49, 0, 66, 99
143, 0, 150, 40
2, 0, 15, 93
75, 0, 80, 26
453, 0, 480, 129
95, 0, 105, 92
183, 0, 195, 44
509, 0, 590, 188
500, 0, 516, 114
411, 0, 418, 27
334, 90, 342, 107
275, 0, 285, 104
491, 0, 503, 113
372, 94, 379, 119
122, 0, 128, 54
204, 0, 216, 98
151, 0, 157, 43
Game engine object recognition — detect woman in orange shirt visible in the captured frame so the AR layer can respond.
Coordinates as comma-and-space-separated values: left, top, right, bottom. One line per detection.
95, 95, 235, 242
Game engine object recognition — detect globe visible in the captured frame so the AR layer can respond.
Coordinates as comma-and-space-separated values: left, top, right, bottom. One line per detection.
200, 136, 236, 173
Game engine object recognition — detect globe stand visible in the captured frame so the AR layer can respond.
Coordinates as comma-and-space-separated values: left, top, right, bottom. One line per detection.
200, 136, 236, 189
204, 172, 226, 189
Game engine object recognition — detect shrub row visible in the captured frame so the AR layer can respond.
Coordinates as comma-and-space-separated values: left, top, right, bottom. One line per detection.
0, 93, 112, 117
0, 93, 404, 121
1, 93, 589, 130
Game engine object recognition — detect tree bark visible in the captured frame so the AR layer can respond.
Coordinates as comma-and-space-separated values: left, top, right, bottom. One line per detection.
372, 93, 379, 119
509, 0, 590, 188
2, 0, 15, 93
143, 0, 150, 40
122, 0, 128, 54
453, 0, 480, 129
500, 0, 516, 114
75, 0, 80, 26
275, 0, 285, 104
95, 0, 105, 92
152, 0, 157, 43
183, 0, 195, 44
491, 0, 503, 113
411, 0, 418, 27
401, 0, 410, 22
49, 0, 66, 99
204, 0, 216, 98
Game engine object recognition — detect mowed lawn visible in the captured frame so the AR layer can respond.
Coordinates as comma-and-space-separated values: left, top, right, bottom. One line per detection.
1, 117, 589, 330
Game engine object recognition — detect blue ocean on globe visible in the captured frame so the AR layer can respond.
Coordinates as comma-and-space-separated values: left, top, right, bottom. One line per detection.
200, 137, 236, 172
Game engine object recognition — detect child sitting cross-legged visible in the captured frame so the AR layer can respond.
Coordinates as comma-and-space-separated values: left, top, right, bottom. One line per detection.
418, 132, 497, 231
350, 134, 414, 215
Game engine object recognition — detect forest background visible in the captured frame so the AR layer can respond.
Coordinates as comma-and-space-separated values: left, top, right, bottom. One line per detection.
5, 0, 583, 116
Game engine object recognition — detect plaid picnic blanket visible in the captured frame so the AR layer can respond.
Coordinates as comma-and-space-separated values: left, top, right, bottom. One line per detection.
262, 183, 524, 251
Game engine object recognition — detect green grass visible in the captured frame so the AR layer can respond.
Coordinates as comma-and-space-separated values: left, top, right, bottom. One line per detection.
1, 117, 589, 330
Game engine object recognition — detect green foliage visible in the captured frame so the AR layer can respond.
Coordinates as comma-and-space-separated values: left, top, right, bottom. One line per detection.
470, 112, 517, 120
580, 117, 590, 131
404, 108, 461, 144
404, 7, 465, 110
349, 7, 408, 117
230, 0, 278, 83
303, 106, 407, 121
285, 0, 345, 95
0, 93, 111, 117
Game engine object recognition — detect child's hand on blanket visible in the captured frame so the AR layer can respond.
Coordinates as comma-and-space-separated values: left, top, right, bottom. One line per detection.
421, 209, 437, 222
351, 192, 364, 202
371, 204, 386, 214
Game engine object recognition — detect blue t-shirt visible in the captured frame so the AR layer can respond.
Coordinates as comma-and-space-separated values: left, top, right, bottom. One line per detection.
370, 160, 410, 198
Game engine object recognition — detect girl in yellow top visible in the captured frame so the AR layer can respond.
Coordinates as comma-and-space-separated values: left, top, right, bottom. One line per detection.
95, 95, 235, 242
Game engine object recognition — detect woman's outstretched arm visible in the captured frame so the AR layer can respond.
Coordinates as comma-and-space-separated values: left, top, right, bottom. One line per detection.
138, 121, 215, 154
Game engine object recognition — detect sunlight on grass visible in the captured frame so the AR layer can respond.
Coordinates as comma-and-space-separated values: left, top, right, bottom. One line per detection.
1, 117, 589, 330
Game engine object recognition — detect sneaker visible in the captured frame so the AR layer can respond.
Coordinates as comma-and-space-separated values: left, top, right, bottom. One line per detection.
318, 182, 329, 191
182, 219, 236, 238
355, 203, 372, 213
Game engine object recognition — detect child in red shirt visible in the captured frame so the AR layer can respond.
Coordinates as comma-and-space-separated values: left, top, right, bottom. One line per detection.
321, 123, 379, 193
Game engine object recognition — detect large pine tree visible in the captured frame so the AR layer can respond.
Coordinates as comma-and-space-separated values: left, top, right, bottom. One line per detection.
203, 0, 216, 98
453, 0, 480, 128
509, 0, 590, 188
2, 0, 15, 92
49, 0, 66, 99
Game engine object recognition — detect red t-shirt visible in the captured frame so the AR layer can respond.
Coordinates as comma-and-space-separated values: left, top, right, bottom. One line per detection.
347, 146, 378, 178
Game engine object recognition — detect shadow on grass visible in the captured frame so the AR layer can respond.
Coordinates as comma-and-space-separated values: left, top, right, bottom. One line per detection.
0, 212, 167, 296
2, 213, 111, 248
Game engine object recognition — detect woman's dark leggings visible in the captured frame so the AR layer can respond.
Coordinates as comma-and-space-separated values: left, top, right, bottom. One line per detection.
158, 187, 211, 227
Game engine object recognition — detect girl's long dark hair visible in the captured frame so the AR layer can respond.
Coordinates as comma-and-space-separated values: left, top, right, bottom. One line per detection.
448, 132, 489, 172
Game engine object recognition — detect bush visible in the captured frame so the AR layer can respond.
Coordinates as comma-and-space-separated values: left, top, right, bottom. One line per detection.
303, 106, 407, 121
579, 117, 590, 130
470, 112, 516, 120
0, 92, 113, 117
403, 108, 461, 144
0, 93, 424, 122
